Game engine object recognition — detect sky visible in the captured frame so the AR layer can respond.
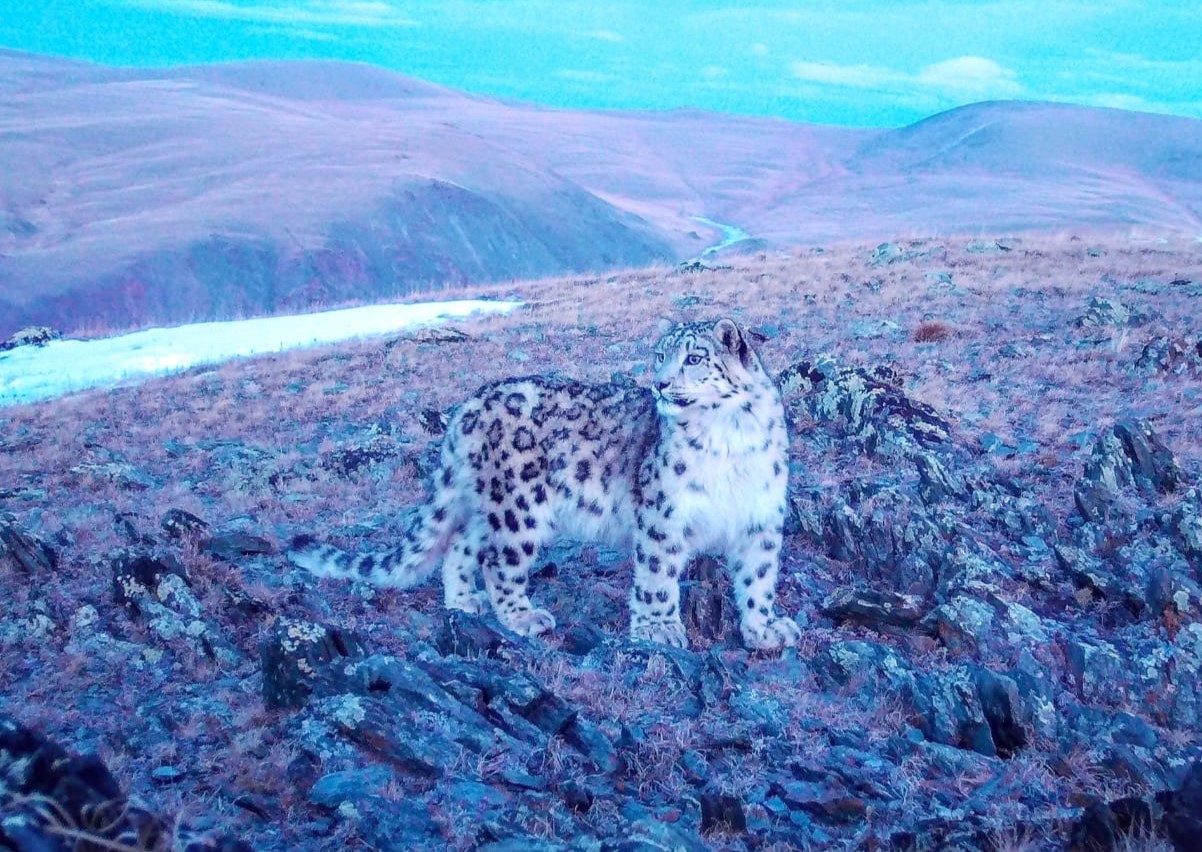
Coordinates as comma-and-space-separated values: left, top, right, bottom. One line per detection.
2, 1, 1201, 127
0, 298, 519, 406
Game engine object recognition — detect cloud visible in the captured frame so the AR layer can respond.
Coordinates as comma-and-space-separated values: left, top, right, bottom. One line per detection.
791, 60, 894, 89
586, 29, 624, 43
916, 56, 1021, 96
791, 55, 1023, 99
248, 24, 342, 41
120, 0, 418, 27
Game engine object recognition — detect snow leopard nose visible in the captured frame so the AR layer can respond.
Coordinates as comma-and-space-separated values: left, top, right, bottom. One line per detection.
654, 381, 670, 393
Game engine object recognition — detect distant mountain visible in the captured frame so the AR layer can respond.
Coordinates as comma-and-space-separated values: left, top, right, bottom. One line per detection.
1, 51, 1200, 335
751, 100, 1202, 241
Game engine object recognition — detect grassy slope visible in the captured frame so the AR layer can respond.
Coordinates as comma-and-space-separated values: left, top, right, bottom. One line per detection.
2, 232, 1202, 848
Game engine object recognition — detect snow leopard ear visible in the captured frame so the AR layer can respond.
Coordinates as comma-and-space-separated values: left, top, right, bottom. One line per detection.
656, 317, 675, 335
714, 317, 752, 368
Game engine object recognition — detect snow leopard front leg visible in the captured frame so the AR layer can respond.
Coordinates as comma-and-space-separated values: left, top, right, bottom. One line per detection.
629, 514, 691, 649
728, 523, 800, 651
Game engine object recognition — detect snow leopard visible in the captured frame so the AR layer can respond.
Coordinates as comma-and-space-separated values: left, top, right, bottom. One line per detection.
288, 318, 800, 650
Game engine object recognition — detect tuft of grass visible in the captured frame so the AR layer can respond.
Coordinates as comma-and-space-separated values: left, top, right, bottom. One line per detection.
912, 319, 953, 342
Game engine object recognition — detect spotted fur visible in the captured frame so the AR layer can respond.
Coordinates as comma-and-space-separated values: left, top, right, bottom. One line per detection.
288, 318, 800, 650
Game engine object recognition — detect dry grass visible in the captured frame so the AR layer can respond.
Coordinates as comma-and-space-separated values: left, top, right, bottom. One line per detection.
913, 320, 954, 343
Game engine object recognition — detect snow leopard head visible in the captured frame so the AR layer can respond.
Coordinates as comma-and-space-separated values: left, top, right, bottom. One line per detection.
650, 318, 767, 414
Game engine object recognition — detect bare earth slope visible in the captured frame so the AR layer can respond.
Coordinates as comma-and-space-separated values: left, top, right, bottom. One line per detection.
3, 235, 1202, 849
4, 51, 1202, 336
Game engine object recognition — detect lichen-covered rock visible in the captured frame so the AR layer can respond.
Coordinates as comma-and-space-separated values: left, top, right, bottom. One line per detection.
923, 596, 997, 656
0, 325, 60, 350
433, 608, 512, 658
823, 491, 942, 587
307, 654, 527, 777
322, 437, 404, 478
563, 716, 622, 775
1075, 419, 1182, 521
972, 667, 1028, 758
1054, 545, 1147, 617
0, 513, 57, 574
201, 531, 273, 561
1132, 333, 1202, 375
812, 640, 917, 697
1066, 760, 1202, 852
916, 667, 993, 757
111, 548, 190, 608
1010, 649, 1060, 743
1075, 296, 1142, 330
308, 764, 397, 809
778, 356, 952, 454
1161, 761, 1202, 851
71, 460, 158, 491
1113, 419, 1182, 494
913, 451, 966, 504
160, 507, 210, 539
1065, 637, 1127, 706
608, 817, 712, 852
1170, 489, 1202, 568
820, 586, 928, 632
410, 325, 471, 345
109, 547, 239, 664
965, 239, 1013, 254
869, 242, 904, 265
1155, 623, 1202, 729
261, 617, 366, 710
1072, 797, 1153, 850
914, 665, 1028, 758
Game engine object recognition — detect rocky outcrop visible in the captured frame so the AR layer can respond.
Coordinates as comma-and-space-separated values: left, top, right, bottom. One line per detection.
779, 356, 952, 453
1074, 418, 1181, 522
1068, 761, 1202, 852
110, 548, 241, 665
0, 326, 60, 351
1132, 333, 1202, 375
0, 715, 250, 852
0, 514, 57, 575
1074, 296, 1146, 331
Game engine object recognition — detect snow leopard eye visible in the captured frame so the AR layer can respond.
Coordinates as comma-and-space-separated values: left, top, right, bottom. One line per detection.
655, 352, 665, 364
685, 354, 703, 366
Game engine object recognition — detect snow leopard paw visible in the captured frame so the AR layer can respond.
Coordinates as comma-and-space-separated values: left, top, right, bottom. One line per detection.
446, 589, 491, 616
741, 614, 801, 651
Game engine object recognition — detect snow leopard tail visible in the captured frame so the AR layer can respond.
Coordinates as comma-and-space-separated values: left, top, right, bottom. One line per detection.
286, 489, 464, 589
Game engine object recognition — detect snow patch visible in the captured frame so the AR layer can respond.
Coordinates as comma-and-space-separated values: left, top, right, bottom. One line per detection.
0, 299, 521, 406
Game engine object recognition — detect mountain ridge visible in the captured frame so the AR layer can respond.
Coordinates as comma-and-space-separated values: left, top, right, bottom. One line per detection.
1, 51, 1200, 335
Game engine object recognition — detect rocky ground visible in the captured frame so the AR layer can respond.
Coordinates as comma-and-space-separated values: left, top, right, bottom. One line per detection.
2, 233, 1202, 850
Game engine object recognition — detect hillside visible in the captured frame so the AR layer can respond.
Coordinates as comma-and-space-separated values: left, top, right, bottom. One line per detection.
4, 52, 1202, 336
753, 101, 1202, 242
3, 234, 1202, 849
0, 53, 681, 336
